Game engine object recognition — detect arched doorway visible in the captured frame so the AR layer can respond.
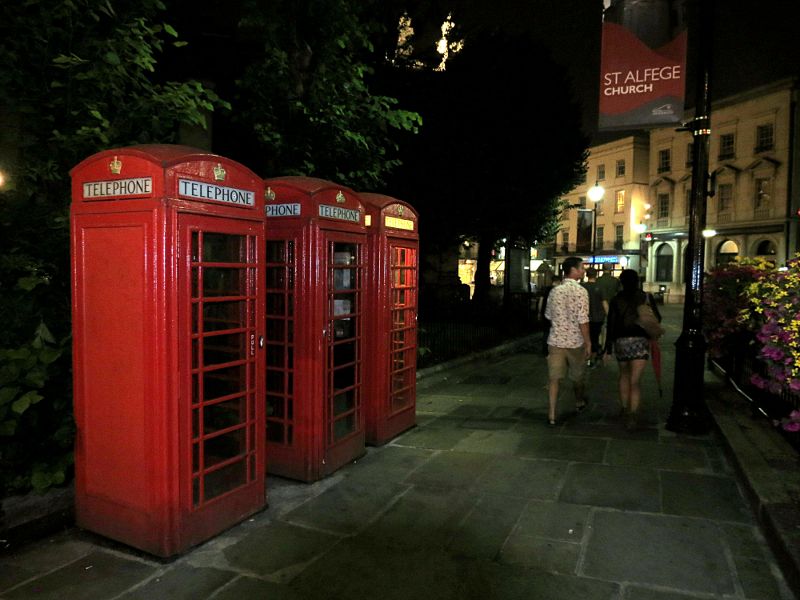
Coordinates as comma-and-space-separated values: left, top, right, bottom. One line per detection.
716, 239, 739, 266
755, 239, 777, 256
655, 243, 673, 282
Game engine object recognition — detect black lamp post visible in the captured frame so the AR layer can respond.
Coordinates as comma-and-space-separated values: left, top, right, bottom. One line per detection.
587, 182, 606, 265
666, 0, 714, 434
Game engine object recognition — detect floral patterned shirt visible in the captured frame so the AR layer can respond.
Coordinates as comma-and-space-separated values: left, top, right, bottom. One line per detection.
545, 278, 589, 348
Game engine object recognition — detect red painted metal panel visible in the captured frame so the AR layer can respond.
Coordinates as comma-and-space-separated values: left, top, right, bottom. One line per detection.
71, 145, 266, 556
263, 177, 366, 481
360, 193, 419, 445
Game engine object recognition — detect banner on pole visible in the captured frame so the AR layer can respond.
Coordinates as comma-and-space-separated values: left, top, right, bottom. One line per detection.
598, 22, 687, 130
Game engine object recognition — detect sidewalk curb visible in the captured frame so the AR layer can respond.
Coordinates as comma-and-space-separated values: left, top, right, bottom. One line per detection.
706, 374, 800, 598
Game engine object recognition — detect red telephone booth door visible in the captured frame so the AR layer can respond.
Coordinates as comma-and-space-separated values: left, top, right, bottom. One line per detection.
178, 214, 265, 545
388, 243, 418, 422
323, 235, 364, 469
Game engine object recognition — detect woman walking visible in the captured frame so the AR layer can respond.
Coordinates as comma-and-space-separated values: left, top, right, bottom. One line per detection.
604, 269, 654, 430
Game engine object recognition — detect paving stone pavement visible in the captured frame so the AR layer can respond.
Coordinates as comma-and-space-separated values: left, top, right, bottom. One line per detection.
0, 305, 796, 599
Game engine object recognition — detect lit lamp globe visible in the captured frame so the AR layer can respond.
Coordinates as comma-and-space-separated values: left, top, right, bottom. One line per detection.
587, 183, 605, 202
634, 223, 647, 234
702, 229, 717, 238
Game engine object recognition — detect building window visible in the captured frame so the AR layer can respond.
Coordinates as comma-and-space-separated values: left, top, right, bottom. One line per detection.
718, 133, 735, 160
686, 143, 693, 167
614, 190, 625, 213
718, 183, 732, 212
579, 195, 586, 209
596, 226, 604, 250
616, 159, 626, 177
614, 224, 624, 248
657, 149, 671, 173
561, 232, 569, 248
655, 243, 674, 282
755, 124, 774, 153
657, 193, 670, 218
755, 178, 772, 208
597, 164, 606, 181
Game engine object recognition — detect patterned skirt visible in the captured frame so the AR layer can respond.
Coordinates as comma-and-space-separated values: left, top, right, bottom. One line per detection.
614, 336, 650, 362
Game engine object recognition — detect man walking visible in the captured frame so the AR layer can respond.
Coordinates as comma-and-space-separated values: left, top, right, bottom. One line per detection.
544, 256, 591, 426
581, 267, 606, 365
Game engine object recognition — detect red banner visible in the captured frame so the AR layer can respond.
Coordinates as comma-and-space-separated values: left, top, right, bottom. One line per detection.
599, 22, 687, 130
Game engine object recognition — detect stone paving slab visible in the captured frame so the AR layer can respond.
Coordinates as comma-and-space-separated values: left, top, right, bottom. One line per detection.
2, 550, 158, 600
116, 565, 235, 600
209, 576, 300, 600
660, 470, 753, 523
582, 511, 735, 595
472, 456, 569, 500
222, 521, 340, 580
446, 493, 528, 560
559, 463, 662, 512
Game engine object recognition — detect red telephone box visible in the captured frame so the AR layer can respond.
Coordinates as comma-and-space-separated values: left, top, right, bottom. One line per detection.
262, 176, 367, 481
360, 193, 419, 445
70, 145, 266, 556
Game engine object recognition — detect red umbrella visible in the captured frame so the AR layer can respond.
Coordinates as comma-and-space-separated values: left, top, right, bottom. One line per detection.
650, 339, 663, 397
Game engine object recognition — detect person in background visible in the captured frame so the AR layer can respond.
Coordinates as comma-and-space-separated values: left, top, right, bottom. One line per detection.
544, 257, 590, 426
539, 275, 562, 355
580, 267, 606, 366
604, 269, 650, 431
595, 263, 621, 314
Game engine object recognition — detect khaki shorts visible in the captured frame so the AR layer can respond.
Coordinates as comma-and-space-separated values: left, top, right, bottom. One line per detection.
547, 346, 586, 382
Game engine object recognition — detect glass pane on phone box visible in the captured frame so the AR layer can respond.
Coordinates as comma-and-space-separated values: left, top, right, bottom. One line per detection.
204, 267, 245, 297
204, 427, 246, 468
204, 397, 247, 433
266, 267, 286, 289
266, 241, 286, 263
392, 388, 413, 411
203, 233, 245, 263
204, 301, 245, 332
267, 394, 285, 418
333, 318, 354, 339
204, 364, 247, 400
333, 341, 356, 366
204, 460, 247, 501
333, 268, 354, 290
332, 389, 355, 415
267, 293, 286, 315
332, 243, 356, 265
333, 294, 355, 316
266, 369, 284, 393
266, 420, 285, 443
333, 364, 356, 391
333, 414, 356, 440
266, 344, 284, 367
204, 332, 246, 365
266, 318, 285, 341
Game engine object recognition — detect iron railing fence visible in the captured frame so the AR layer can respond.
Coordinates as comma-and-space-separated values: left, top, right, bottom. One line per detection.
710, 337, 800, 453
417, 296, 542, 369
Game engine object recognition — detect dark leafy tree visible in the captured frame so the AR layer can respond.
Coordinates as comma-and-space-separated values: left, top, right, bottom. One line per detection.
234, 0, 421, 189
0, 0, 225, 495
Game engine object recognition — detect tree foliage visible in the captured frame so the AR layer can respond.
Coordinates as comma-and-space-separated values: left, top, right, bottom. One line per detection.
234, 0, 421, 189
0, 0, 225, 496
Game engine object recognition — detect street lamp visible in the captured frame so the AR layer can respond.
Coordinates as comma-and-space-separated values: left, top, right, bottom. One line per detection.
586, 181, 605, 265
